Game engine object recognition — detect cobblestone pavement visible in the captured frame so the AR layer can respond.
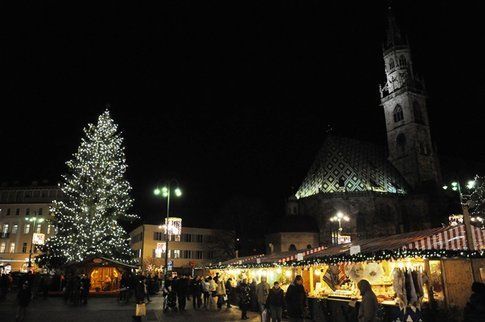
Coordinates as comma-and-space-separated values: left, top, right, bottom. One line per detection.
0, 293, 261, 322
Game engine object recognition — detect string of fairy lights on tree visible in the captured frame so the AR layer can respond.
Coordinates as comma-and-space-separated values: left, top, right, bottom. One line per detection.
38, 110, 138, 268
205, 249, 485, 270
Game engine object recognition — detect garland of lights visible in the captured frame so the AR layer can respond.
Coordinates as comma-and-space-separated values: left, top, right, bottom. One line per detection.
205, 249, 485, 270
38, 110, 138, 268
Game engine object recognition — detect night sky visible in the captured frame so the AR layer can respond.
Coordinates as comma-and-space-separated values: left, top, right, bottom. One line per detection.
1, 1, 484, 229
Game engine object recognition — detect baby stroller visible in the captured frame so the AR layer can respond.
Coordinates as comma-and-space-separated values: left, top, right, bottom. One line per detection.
163, 286, 178, 313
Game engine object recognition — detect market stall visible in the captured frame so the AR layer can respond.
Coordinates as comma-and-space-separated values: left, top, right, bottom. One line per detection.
206, 225, 485, 321
67, 257, 137, 293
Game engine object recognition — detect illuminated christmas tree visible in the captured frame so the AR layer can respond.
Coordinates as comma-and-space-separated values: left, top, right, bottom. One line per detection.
40, 110, 137, 268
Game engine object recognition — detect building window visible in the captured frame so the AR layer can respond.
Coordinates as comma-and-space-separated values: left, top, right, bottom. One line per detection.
22, 242, 27, 253
12, 224, 18, 234
393, 105, 404, 122
47, 224, 52, 234
196, 251, 203, 259
396, 133, 406, 154
206, 251, 214, 259
172, 250, 180, 259
24, 224, 30, 234
399, 55, 406, 67
9, 242, 15, 253
183, 234, 192, 242
6, 208, 11, 216
15, 208, 20, 216
38, 208, 43, 216
183, 250, 192, 259
154, 232, 164, 241
1, 224, 8, 234
413, 101, 423, 124
36, 224, 42, 233
389, 58, 395, 69
0, 242, 5, 253
26, 208, 30, 216
196, 234, 203, 243
289, 244, 297, 251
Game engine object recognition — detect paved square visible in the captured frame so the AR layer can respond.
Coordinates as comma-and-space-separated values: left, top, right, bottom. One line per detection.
0, 294, 261, 322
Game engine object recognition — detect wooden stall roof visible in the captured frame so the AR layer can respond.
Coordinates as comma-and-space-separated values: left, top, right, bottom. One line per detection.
66, 257, 138, 269
209, 225, 484, 268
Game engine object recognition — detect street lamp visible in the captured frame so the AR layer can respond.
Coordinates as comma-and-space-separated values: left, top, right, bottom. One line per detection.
25, 216, 45, 269
329, 211, 350, 245
154, 181, 182, 275
443, 180, 476, 250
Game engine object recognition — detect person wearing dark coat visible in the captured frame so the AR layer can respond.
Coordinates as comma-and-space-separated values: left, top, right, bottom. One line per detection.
132, 275, 146, 322
357, 279, 378, 322
464, 282, 485, 322
80, 274, 90, 305
190, 276, 203, 310
16, 281, 32, 322
176, 276, 189, 312
238, 279, 251, 320
285, 275, 307, 322
266, 282, 285, 322
225, 278, 233, 308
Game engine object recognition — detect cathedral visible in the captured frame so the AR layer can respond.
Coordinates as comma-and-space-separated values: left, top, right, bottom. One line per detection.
286, 7, 453, 244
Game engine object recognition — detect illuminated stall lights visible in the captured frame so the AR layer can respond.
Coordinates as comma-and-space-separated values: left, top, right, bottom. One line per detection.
204, 249, 485, 270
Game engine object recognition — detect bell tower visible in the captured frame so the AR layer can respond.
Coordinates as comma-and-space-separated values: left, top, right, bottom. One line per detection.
379, 6, 441, 189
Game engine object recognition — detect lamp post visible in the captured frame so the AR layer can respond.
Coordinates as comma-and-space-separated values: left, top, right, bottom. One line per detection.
154, 182, 182, 276
25, 216, 44, 269
442, 180, 476, 251
329, 211, 349, 245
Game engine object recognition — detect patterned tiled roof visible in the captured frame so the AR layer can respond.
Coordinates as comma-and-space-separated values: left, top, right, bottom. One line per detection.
295, 136, 408, 199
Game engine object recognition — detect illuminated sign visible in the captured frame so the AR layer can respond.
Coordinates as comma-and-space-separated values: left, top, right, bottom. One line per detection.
32, 233, 45, 245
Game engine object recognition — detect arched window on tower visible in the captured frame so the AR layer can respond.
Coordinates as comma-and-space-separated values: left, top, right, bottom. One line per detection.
399, 55, 407, 67
389, 58, 395, 70
413, 101, 424, 124
393, 105, 404, 122
396, 133, 406, 154
289, 244, 297, 251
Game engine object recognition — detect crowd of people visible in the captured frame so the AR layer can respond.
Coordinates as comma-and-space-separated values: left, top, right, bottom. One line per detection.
156, 272, 309, 322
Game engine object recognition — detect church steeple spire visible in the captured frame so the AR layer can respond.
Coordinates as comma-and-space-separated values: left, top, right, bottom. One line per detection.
379, 4, 441, 189
384, 4, 406, 50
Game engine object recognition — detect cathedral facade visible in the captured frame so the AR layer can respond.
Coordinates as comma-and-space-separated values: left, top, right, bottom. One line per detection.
288, 8, 451, 244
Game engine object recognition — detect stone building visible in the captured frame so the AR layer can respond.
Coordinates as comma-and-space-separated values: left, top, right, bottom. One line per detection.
0, 184, 61, 272
288, 7, 452, 244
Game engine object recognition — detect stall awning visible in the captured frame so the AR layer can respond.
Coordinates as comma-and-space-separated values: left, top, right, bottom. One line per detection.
207, 224, 485, 269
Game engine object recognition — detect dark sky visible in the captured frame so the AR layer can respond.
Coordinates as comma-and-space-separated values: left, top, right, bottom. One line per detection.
1, 1, 484, 228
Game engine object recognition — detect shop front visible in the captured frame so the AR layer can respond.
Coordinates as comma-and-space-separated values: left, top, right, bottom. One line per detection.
207, 225, 485, 321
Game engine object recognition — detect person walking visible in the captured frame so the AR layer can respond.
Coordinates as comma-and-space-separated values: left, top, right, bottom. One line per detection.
15, 281, 31, 322
256, 276, 270, 316
80, 274, 90, 305
357, 279, 378, 322
216, 277, 227, 310
208, 276, 217, 310
239, 278, 251, 320
202, 277, 210, 310
225, 278, 233, 308
285, 275, 307, 322
190, 276, 203, 310
266, 282, 285, 322
132, 275, 146, 322
176, 275, 189, 312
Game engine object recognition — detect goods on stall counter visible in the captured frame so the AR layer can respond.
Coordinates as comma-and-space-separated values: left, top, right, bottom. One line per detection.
392, 267, 426, 311
363, 262, 385, 284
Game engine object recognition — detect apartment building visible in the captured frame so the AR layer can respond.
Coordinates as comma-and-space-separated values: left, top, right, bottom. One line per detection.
0, 184, 61, 272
